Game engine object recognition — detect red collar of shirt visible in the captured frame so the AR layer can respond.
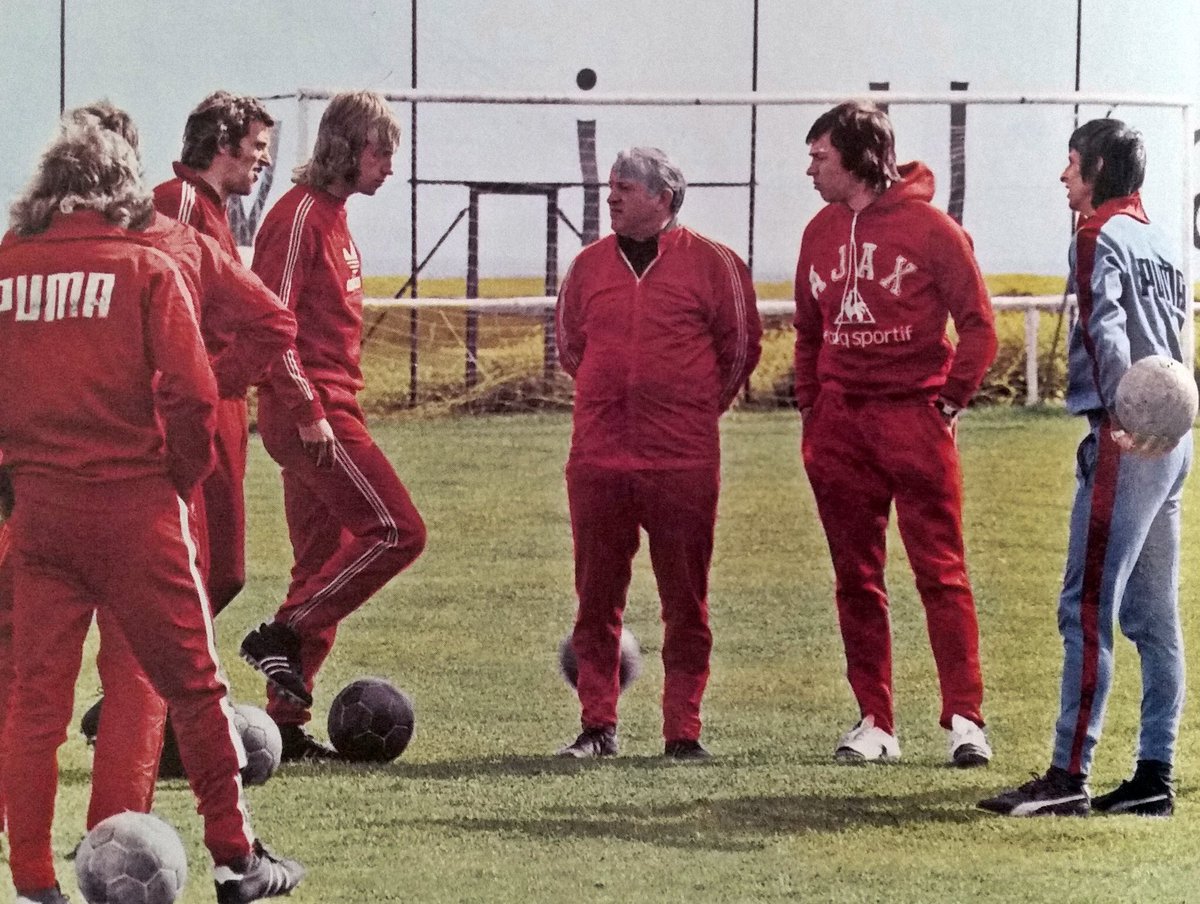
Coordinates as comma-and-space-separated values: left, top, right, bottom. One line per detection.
172, 161, 224, 209
1091, 192, 1149, 226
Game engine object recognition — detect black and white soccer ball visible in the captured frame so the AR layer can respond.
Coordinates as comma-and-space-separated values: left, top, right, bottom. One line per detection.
558, 627, 643, 691
232, 703, 282, 786
327, 677, 415, 762
79, 699, 186, 781
74, 811, 188, 904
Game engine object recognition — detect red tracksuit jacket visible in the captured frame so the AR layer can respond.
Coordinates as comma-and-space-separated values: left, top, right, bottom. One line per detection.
154, 163, 239, 256
793, 162, 996, 411
3, 213, 297, 402
154, 167, 303, 400
252, 185, 365, 419
556, 226, 763, 470
0, 210, 216, 496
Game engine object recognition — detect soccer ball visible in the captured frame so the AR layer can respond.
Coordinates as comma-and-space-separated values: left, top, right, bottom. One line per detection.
558, 627, 643, 691
327, 677, 415, 762
78, 699, 186, 781
1115, 354, 1199, 443
74, 811, 188, 904
232, 703, 282, 786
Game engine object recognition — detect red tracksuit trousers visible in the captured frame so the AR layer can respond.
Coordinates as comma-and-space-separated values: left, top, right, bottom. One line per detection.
0, 521, 11, 832
257, 392, 426, 726
566, 464, 719, 742
801, 393, 984, 734
86, 398, 247, 828
200, 397, 250, 614
2, 477, 253, 892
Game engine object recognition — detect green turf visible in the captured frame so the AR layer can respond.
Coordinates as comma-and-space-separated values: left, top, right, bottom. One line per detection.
29, 408, 1200, 902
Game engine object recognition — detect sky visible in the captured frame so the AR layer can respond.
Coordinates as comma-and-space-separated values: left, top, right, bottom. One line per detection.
0, 0, 1197, 284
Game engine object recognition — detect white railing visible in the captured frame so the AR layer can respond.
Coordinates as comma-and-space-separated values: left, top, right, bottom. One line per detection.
364, 294, 1076, 406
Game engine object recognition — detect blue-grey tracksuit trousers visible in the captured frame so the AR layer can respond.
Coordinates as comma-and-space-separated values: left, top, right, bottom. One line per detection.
1052, 414, 1192, 775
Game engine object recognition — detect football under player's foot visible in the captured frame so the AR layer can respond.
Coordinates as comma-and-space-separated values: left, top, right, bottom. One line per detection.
664, 739, 712, 761
79, 697, 103, 744
278, 724, 340, 762
239, 621, 312, 708
977, 765, 1090, 817
15, 885, 70, 904
556, 726, 618, 758
214, 839, 306, 904
834, 715, 900, 764
947, 714, 992, 768
1092, 759, 1174, 817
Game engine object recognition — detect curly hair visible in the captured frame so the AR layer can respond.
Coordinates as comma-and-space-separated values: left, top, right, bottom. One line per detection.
10, 107, 153, 236
293, 90, 400, 190
179, 91, 275, 170
806, 100, 901, 194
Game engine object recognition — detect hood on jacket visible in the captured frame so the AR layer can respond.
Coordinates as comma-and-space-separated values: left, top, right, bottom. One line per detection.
872, 161, 936, 210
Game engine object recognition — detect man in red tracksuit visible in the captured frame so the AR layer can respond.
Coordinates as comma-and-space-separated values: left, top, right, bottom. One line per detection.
19, 102, 311, 839
555, 147, 762, 760
0, 111, 302, 904
154, 91, 285, 612
240, 90, 427, 761
794, 101, 998, 767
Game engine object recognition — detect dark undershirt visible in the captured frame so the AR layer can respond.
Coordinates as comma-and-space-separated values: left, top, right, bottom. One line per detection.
617, 233, 659, 277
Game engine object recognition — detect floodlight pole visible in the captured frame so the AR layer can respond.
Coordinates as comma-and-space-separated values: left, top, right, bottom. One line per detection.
409, 0, 420, 406
58, 0, 66, 113
747, 0, 759, 275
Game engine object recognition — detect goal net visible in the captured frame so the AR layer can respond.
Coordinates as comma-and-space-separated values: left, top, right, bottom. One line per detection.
246, 89, 1196, 413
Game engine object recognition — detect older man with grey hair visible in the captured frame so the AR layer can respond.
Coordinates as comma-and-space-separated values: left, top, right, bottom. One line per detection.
554, 146, 762, 760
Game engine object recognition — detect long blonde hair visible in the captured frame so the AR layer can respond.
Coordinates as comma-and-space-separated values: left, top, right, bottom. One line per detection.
293, 90, 400, 190
10, 109, 153, 236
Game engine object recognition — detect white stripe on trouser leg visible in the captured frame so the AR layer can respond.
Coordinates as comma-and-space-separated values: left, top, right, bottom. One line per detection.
175, 496, 254, 843
287, 438, 399, 628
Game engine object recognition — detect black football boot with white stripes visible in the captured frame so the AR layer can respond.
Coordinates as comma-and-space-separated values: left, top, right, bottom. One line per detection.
215, 839, 306, 903
1092, 759, 1175, 817
239, 621, 312, 708
977, 765, 1090, 817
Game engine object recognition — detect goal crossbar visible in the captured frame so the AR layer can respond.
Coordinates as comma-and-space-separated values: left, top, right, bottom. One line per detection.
298, 88, 1193, 108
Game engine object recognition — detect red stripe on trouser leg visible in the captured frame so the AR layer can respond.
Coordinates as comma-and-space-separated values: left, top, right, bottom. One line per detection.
257, 398, 426, 726
201, 398, 249, 614
89, 608, 168, 829
1068, 423, 1121, 774
567, 465, 719, 740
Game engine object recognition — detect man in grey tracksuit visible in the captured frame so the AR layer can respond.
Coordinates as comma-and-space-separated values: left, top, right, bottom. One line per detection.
980, 118, 1192, 818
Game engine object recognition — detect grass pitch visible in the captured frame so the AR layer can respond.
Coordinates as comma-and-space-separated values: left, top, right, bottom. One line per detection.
30, 408, 1200, 902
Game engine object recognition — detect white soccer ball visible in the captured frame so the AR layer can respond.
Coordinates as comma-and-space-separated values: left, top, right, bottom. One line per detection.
75, 811, 188, 904
1115, 354, 1199, 443
233, 703, 282, 786
558, 626, 643, 691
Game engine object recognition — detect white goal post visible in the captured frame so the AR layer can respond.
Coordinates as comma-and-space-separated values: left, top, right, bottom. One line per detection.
290, 88, 1195, 400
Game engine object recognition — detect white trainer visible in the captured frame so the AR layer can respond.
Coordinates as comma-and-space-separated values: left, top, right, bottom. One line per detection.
948, 714, 992, 767
834, 715, 900, 763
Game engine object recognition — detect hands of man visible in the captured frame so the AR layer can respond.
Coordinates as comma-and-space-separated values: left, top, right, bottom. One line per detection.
1110, 424, 1177, 458
299, 418, 336, 468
